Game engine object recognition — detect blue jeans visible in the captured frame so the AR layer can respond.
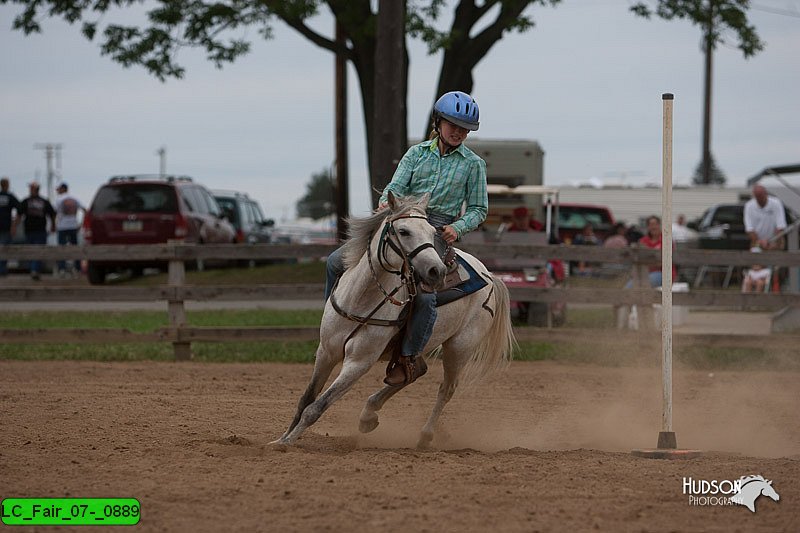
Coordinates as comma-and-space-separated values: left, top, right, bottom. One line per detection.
26, 230, 48, 274
625, 271, 663, 289
0, 231, 11, 275
57, 229, 80, 272
324, 246, 345, 301
325, 246, 438, 357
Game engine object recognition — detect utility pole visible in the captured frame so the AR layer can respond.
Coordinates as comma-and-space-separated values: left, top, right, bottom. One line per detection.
335, 21, 350, 242
34, 143, 62, 200
156, 146, 167, 177
701, 0, 714, 185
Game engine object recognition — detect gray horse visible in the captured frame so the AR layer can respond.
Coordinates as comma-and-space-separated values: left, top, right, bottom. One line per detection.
272, 192, 515, 448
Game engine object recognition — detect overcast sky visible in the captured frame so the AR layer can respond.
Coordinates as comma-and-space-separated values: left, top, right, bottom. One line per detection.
1, 1, 798, 220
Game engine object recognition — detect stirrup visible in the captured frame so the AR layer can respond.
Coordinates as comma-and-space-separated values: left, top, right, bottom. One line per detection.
384, 355, 427, 386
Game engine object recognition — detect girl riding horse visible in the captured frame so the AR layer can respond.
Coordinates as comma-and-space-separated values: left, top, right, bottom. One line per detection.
326, 90, 487, 386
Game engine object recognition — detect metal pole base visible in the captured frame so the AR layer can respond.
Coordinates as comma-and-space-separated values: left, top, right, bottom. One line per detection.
657, 431, 677, 449
632, 432, 703, 459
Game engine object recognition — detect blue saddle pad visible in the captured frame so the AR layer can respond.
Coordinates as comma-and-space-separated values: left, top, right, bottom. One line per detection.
435, 254, 489, 307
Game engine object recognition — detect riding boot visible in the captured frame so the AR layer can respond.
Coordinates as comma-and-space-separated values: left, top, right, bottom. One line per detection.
384, 355, 428, 386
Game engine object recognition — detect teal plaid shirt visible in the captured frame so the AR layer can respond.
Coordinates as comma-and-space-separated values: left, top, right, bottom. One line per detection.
379, 138, 488, 238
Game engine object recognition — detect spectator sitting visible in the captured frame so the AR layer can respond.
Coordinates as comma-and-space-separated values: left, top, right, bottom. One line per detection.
573, 223, 599, 246
742, 246, 771, 293
572, 223, 599, 276
625, 224, 644, 245
743, 264, 771, 293
603, 222, 628, 248
617, 215, 677, 329
508, 206, 544, 232
636, 215, 677, 288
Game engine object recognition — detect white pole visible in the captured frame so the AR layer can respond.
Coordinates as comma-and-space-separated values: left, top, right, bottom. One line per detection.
660, 93, 675, 447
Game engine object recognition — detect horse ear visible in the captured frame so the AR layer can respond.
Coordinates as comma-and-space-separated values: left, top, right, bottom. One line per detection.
387, 190, 398, 211
418, 192, 430, 209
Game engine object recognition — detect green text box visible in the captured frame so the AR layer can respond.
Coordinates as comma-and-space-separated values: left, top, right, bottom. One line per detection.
2, 498, 140, 526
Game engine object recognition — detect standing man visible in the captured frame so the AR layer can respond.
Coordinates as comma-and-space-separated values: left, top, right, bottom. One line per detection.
0, 177, 22, 276
54, 182, 86, 277
13, 181, 56, 281
744, 184, 787, 250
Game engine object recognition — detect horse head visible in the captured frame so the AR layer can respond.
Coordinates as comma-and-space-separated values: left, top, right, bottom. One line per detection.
383, 191, 447, 290
731, 475, 780, 512
760, 480, 780, 502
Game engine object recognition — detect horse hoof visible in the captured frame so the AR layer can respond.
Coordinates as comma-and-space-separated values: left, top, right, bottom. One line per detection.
416, 432, 433, 450
359, 414, 379, 434
267, 439, 290, 451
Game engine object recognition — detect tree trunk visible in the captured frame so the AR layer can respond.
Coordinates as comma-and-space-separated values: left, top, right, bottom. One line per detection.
335, 21, 349, 242
371, 0, 408, 208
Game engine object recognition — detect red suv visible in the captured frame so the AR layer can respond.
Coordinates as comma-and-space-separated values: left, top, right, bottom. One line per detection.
83, 175, 236, 284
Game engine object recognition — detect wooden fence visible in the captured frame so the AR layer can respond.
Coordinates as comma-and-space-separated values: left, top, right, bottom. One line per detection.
2, 242, 799, 359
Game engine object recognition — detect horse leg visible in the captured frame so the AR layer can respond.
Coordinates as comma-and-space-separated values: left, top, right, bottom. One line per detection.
358, 383, 408, 433
417, 341, 468, 449
277, 345, 338, 441
276, 354, 375, 445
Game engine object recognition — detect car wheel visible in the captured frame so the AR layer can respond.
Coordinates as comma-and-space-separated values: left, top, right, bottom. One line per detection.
87, 263, 106, 285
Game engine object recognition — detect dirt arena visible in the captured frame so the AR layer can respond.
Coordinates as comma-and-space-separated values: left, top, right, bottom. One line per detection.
1, 359, 797, 532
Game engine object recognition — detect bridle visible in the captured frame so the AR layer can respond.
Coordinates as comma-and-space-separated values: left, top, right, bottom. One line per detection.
330, 212, 434, 332
373, 213, 435, 304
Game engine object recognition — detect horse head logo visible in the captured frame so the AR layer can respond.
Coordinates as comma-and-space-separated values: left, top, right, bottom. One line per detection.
729, 475, 780, 513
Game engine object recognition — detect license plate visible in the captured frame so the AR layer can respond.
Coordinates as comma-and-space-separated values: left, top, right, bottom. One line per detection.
122, 220, 143, 232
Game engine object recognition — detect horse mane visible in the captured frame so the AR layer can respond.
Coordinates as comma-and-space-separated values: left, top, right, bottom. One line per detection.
340, 195, 428, 268
739, 475, 768, 485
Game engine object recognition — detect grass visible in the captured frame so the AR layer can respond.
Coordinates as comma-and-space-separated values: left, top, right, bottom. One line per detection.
1, 307, 796, 370
0, 309, 323, 331
0, 308, 324, 363
117, 261, 327, 286
0, 341, 320, 363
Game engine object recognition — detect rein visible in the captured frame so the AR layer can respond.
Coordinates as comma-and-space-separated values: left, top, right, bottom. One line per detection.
329, 213, 433, 335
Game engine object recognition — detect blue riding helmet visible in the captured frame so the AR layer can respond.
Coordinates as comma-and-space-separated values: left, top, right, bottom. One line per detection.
433, 91, 480, 131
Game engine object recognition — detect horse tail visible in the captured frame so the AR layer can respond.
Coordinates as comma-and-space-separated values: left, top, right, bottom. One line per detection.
461, 276, 517, 385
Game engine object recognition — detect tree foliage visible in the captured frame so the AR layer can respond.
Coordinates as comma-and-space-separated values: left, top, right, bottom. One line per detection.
408, 0, 560, 130
692, 153, 726, 185
296, 167, 335, 220
630, 0, 763, 57
2, 0, 561, 202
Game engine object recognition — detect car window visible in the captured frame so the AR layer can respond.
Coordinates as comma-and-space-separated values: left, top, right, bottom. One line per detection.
180, 188, 198, 213
199, 189, 222, 217
92, 185, 177, 214
558, 207, 612, 229
215, 197, 239, 225
711, 206, 743, 225
245, 201, 261, 225
699, 208, 713, 228
184, 187, 209, 214
250, 202, 266, 223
